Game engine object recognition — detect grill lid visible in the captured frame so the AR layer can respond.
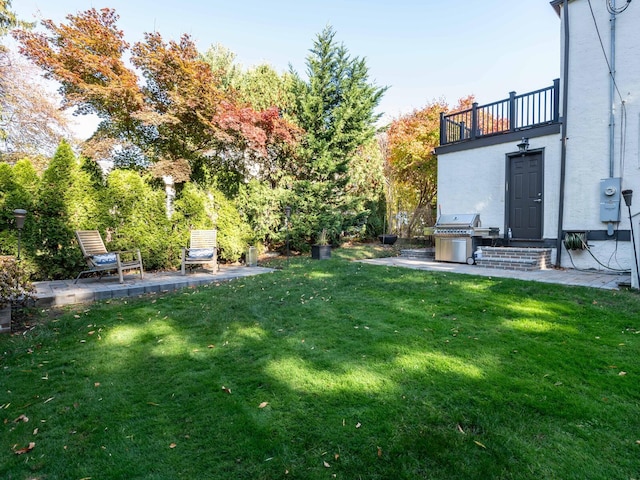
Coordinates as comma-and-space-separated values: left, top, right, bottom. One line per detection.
434, 213, 480, 228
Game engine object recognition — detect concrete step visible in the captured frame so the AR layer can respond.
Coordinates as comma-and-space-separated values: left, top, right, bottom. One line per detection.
400, 248, 435, 259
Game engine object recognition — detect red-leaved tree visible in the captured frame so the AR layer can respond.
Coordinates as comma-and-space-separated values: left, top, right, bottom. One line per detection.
14, 8, 300, 183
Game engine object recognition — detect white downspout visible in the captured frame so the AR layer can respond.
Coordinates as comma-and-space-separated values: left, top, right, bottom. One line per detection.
609, 0, 616, 178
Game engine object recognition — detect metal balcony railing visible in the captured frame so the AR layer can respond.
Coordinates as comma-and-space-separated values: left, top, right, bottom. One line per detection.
440, 79, 560, 145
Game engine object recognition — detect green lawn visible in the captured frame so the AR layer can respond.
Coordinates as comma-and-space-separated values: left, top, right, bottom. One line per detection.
2, 250, 639, 479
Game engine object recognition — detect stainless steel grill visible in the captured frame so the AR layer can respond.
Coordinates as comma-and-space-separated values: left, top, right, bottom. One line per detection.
434, 214, 484, 264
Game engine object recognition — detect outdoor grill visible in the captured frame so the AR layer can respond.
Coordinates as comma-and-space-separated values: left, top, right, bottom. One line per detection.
434, 213, 497, 264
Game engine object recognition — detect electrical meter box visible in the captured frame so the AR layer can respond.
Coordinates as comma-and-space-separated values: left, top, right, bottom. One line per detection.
600, 177, 621, 222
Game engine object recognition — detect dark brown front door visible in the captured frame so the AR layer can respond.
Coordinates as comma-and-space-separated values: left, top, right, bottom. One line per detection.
508, 152, 543, 239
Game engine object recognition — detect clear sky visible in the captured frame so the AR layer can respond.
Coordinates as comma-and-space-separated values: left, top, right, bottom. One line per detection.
14, 0, 561, 126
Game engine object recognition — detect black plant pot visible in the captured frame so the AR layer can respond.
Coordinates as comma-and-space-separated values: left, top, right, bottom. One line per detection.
378, 234, 398, 245
311, 244, 332, 260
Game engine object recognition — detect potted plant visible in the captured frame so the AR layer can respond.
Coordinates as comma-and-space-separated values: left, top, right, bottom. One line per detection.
379, 204, 398, 245
378, 233, 398, 245
0, 256, 35, 334
311, 229, 332, 260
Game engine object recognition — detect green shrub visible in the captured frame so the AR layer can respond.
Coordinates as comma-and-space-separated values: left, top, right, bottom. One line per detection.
0, 256, 34, 309
211, 190, 251, 263
236, 180, 290, 248
173, 183, 252, 263
0, 161, 38, 257
104, 170, 173, 271
27, 141, 85, 279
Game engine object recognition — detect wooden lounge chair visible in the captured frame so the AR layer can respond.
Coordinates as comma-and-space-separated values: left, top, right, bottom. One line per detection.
74, 230, 144, 284
181, 229, 217, 275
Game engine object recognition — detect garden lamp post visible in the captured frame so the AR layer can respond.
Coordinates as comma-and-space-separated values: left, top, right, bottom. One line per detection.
622, 190, 640, 288
284, 206, 291, 265
13, 209, 27, 261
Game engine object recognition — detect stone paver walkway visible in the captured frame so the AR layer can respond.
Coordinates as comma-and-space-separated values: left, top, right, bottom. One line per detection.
32, 256, 632, 309
358, 257, 631, 290
33, 265, 275, 307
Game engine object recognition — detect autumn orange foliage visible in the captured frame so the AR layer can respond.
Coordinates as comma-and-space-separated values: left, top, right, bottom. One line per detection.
14, 8, 301, 177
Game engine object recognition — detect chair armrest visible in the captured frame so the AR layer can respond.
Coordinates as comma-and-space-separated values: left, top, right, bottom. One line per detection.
113, 249, 140, 255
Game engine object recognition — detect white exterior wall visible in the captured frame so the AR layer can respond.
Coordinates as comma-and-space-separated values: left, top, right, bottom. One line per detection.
438, 133, 561, 237
437, 143, 506, 230
561, 0, 639, 282
437, 0, 640, 286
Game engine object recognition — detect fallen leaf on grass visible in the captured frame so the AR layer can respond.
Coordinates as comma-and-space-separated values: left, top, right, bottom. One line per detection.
13, 442, 35, 455
355, 422, 362, 428
474, 440, 487, 449
457, 424, 465, 434
323, 461, 331, 468
33, 428, 38, 435
377, 446, 382, 458
13, 414, 28, 423
222, 386, 232, 394
207, 345, 215, 348
169, 443, 177, 449
619, 371, 627, 376
258, 402, 269, 408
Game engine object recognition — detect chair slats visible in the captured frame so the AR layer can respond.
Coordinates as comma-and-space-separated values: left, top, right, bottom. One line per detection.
74, 230, 144, 284
76, 231, 108, 256
181, 229, 217, 275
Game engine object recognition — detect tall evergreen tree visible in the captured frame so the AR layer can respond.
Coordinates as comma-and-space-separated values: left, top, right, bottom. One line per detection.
28, 140, 84, 278
0, 0, 33, 38
291, 26, 386, 242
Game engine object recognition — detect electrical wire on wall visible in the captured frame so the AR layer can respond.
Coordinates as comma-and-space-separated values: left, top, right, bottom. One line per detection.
606, 0, 633, 15
584, 0, 634, 274
564, 232, 631, 273
587, 0, 630, 176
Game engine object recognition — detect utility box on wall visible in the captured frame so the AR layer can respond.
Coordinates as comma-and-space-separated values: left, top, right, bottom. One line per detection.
600, 177, 622, 223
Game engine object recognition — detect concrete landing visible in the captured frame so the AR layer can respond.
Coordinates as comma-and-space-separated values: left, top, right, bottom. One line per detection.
358, 257, 631, 290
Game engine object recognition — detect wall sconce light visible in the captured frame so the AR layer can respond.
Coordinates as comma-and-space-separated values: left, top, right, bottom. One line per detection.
622, 189, 633, 207
517, 137, 529, 152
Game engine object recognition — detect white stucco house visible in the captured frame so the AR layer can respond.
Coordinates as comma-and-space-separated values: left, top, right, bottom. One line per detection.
435, 0, 639, 288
